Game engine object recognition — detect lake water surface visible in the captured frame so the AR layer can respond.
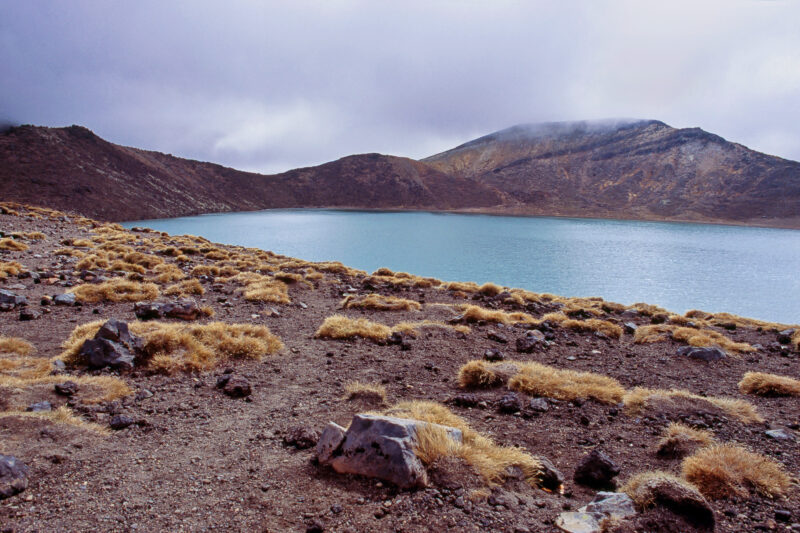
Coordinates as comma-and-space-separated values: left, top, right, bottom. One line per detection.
124, 210, 800, 324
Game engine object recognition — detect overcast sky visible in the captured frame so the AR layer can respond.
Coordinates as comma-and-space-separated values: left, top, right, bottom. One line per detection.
2, 1, 799, 173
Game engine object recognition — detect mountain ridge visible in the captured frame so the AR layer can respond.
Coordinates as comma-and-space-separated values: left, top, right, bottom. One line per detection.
1, 120, 799, 227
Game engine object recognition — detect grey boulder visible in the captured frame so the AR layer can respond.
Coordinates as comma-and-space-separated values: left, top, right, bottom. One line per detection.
316, 414, 462, 489
0, 455, 29, 499
53, 292, 77, 306
677, 346, 726, 362
556, 492, 636, 533
78, 319, 144, 369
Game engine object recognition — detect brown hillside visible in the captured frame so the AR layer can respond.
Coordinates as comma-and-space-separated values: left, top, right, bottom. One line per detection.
0, 125, 503, 221
424, 120, 800, 226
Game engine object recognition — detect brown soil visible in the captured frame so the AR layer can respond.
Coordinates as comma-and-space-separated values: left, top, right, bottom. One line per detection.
0, 205, 798, 532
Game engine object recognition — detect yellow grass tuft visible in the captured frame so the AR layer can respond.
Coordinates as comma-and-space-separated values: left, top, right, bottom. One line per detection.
738, 371, 800, 397
11, 231, 46, 240
623, 387, 762, 424
0, 374, 131, 405
60, 321, 283, 374
164, 278, 205, 296
478, 282, 504, 296
0, 337, 35, 356
559, 317, 623, 339
657, 422, 715, 458
123, 252, 164, 269
0, 238, 28, 251
458, 304, 537, 325
387, 401, 547, 489
315, 315, 392, 341
0, 406, 110, 435
70, 279, 159, 303
444, 281, 480, 293
344, 381, 387, 405
232, 272, 290, 304
340, 294, 422, 311
682, 443, 792, 499
153, 263, 186, 283
458, 360, 625, 404
76, 253, 111, 270
0, 260, 24, 279
109, 260, 146, 274
634, 324, 755, 353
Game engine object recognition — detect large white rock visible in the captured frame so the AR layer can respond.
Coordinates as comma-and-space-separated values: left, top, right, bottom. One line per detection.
315, 414, 462, 489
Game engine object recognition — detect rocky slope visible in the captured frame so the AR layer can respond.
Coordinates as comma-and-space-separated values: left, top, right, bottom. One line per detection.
1, 203, 798, 532
0, 125, 503, 221
423, 119, 800, 226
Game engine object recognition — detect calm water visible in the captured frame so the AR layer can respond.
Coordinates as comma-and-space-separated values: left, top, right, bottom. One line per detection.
124, 210, 800, 323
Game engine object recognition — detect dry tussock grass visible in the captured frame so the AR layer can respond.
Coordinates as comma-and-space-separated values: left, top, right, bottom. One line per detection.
738, 371, 800, 397
629, 302, 670, 317
344, 381, 387, 405
61, 320, 283, 374
232, 272, 290, 304
634, 324, 755, 353
444, 281, 480, 293
458, 305, 537, 325
123, 251, 164, 269
682, 443, 792, 499
70, 279, 159, 303
0, 406, 110, 435
623, 387, 762, 424
0, 238, 28, 251
386, 401, 548, 489
61, 237, 95, 248
0, 337, 35, 356
315, 315, 392, 341
0, 374, 131, 404
315, 261, 366, 276
109, 260, 146, 274
0, 260, 24, 279
621, 471, 706, 508
164, 278, 205, 296
364, 273, 440, 289
11, 231, 46, 240
458, 360, 624, 404
341, 294, 422, 311
686, 310, 794, 332
657, 422, 715, 457
53, 247, 85, 257
153, 263, 185, 283
76, 253, 111, 270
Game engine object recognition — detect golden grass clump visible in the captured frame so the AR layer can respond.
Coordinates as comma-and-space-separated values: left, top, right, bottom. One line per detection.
682, 443, 792, 499
0, 337, 35, 356
0, 406, 110, 435
341, 294, 422, 312
60, 320, 283, 374
657, 422, 715, 458
387, 401, 548, 489
457, 360, 625, 404
621, 471, 706, 508
230, 272, 290, 304
559, 317, 622, 339
123, 251, 164, 269
61, 237, 94, 248
738, 371, 800, 397
76, 253, 111, 270
629, 302, 670, 317
109, 260, 146, 274
164, 278, 205, 296
191, 264, 220, 277
634, 324, 755, 353
458, 304, 537, 325
0, 238, 29, 251
315, 315, 392, 341
478, 282, 504, 296
444, 281, 480, 293
52, 247, 85, 257
623, 387, 762, 424
11, 231, 46, 240
344, 381, 387, 405
274, 271, 306, 285
70, 279, 160, 303
153, 263, 186, 283
0, 260, 24, 279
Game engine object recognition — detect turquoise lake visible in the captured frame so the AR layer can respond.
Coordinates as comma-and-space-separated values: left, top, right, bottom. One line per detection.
123, 210, 800, 324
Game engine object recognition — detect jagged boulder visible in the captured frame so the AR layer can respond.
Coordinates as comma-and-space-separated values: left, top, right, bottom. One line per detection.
78, 319, 144, 369
316, 414, 463, 489
556, 492, 636, 533
0, 455, 29, 499
574, 449, 621, 489
0, 289, 27, 311
677, 346, 726, 362
134, 299, 202, 321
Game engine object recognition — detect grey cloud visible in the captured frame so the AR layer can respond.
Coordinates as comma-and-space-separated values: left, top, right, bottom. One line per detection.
2, 1, 799, 173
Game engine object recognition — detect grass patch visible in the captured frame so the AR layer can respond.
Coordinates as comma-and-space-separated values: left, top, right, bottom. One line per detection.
344, 381, 387, 405
386, 401, 550, 490
315, 315, 392, 341
109, 260, 146, 274
634, 324, 755, 353
657, 422, 715, 458
739, 371, 800, 397
341, 294, 422, 311
0, 238, 28, 251
0, 337, 35, 356
623, 387, 762, 424
152, 263, 186, 283
682, 443, 792, 499
70, 279, 159, 303
0, 406, 110, 435
60, 320, 283, 374
164, 278, 205, 296
11, 231, 46, 240
457, 360, 624, 404
230, 272, 290, 304
458, 304, 537, 325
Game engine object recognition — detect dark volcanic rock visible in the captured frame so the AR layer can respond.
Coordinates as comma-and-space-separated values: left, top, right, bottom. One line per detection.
217, 375, 252, 398
487, 330, 509, 344
78, 319, 144, 370
134, 299, 203, 321
19, 308, 40, 321
498, 393, 522, 414
109, 414, 135, 430
55, 381, 79, 396
0, 455, 29, 500
677, 346, 726, 362
452, 393, 481, 408
26, 401, 52, 412
0, 289, 27, 310
573, 449, 620, 489
483, 348, 505, 361
283, 427, 320, 449
53, 292, 77, 306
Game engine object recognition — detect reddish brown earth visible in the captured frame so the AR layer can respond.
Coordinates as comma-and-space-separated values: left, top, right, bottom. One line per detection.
2, 120, 800, 228
0, 206, 798, 532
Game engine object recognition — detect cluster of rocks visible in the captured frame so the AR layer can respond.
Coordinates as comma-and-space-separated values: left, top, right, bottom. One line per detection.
78, 318, 144, 370
134, 299, 203, 321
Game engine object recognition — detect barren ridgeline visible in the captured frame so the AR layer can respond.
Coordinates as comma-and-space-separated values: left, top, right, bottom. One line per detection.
0, 202, 798, 532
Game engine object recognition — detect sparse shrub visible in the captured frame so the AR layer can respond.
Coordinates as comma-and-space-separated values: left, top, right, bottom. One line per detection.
738, 371, 800, 397
634, 324, 755, 353
76, 253, 111, 270
153, 263, 186, 283
123, 251, 164, 269
657, 422, 715, 458
164, 279, 204, 296
458, 305, 537, 325
0, 261, 24, 279
315, 315, 392, 341
478, 282, 504, 296
344, 381, 387, 405
110, 260, 147, 274
1, 406, 110, 434
682, 443, 791, 499
70, 279, 159, 303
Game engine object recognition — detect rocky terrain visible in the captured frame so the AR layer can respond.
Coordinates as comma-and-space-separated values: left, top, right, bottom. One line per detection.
2, 120, 800, 227
0, 202, 798, 532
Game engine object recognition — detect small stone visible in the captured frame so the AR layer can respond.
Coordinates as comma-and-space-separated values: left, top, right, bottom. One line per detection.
529, 398, 549, 412
623, 322, 638, 334
483, 349, 505, 361
775, 510, 791, 522
487, 330, 509, 343
284, 426, 320, 449
330, 504, 343, 514
18, 308, 40, 321
452, 393, 481, 408
220, 375, 251, 398
573, 449, 620, 489
765, 429, 794, 440
555, 511, 600, 533
306, 519, 324, 533
498, 393, 521, 414
53, 292, 77, 306
26, 401, 52, 412
0, 455, 29, 500
54, 381, 78, 396
677, 346, 726, 362
109, 414, 135, 430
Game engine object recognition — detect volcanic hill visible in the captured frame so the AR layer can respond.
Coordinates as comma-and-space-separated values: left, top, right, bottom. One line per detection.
1, 120, 800, 227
